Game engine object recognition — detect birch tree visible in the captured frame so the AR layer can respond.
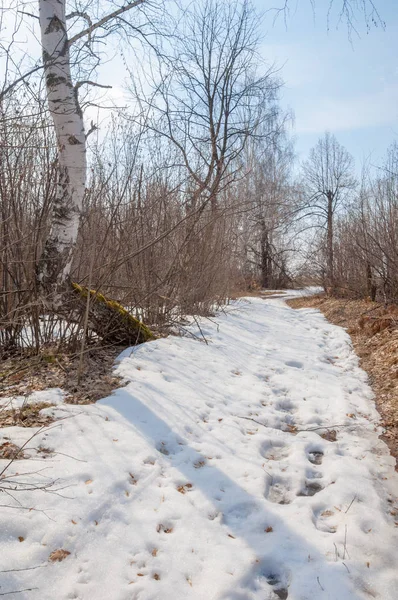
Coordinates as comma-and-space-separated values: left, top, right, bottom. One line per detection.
37, 1, 86, 296
36, 0, 148, 300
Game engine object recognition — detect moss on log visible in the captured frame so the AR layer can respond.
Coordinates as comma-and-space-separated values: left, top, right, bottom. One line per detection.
71, 282, 154, 345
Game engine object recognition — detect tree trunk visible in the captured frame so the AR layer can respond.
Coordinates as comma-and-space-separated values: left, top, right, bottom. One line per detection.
37, 0, 86, 297
366, 261, 376, 301
260, 223, 272, 289
326, 190, 334, 293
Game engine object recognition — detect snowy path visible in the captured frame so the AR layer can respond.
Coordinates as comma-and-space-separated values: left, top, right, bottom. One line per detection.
1, 295, 398, 600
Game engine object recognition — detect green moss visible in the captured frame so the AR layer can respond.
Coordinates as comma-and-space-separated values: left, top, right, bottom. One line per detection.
71, 282, 154, 343
42, 353, 56, 364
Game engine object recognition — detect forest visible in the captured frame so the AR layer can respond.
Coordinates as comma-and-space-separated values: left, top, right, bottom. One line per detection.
0, 0, 395, 356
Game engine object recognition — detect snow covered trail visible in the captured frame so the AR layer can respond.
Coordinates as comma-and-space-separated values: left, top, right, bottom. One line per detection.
1, 296, 398, 600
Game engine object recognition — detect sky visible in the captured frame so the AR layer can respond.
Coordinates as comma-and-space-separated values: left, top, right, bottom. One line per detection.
2, 0, 396, 174
254, 0, 398, 172
92, 0, 397, 174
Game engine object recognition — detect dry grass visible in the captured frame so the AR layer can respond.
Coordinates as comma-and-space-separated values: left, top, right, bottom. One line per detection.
0, 402, 55, 428
0, 345, 124, 407
288, 295, 398, 467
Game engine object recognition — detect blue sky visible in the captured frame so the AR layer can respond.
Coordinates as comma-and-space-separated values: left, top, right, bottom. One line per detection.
7, 0, 393, 173
255, 1, 398, 171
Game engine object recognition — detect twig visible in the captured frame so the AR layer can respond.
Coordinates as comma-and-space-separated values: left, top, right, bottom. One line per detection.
345, 495, 357, 514
0, 565, 46, 573
0, 425, 49, 478
296, 424, 348, 432
50, 451, 87, 463
234, 415, 265, 427
192, 315, 209, 345
334, 542, 339, 561
234, 415, 350, 433
343, 525, 349, 560
0, 505, 55, 520
317, 576, 325, 591
342, 562, 350, 573
0, 589, 39, 596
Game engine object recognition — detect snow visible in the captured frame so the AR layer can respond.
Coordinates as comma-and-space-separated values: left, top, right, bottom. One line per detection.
0, 294, 397, 600
0, 388, 66, 409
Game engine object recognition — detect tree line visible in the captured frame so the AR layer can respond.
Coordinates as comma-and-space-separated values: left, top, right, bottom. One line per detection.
0, 0, 391, 356
297, 133, 398, 304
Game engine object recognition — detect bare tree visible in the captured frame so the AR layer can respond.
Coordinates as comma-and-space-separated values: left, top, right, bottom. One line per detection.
301, 132, 356, 292
137, 0, 281, 215
272, 0, 384, 34
239, 119, 295, 289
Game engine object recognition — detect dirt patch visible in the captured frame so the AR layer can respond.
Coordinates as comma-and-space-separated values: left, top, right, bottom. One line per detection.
0, 345, 124, 408
288, 295, 398, 467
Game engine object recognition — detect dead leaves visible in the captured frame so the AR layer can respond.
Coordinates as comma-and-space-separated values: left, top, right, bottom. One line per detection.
193, 460, 206, 469
321, 429, 337, 442
0, 442, 26, 460
176, 483, 193, 494
129, 473, 138, 485
285, 423, 297, 434
49, 549, 70, 562
157, 524, 173, 534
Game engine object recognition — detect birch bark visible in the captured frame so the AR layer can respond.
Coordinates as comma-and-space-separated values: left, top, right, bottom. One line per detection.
37, 0, 86, 294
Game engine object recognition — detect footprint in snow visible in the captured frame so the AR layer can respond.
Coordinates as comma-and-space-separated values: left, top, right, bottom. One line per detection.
271, 386, 289, 396
285, 360, 303, 369
312, 506, 338, 533
261, 440, 289, 461
252, 560, 290, 599
223, 501, 260, 525
307, 448, 324, 465
265, 476, 292, 505
156, 441, 183, 456
297, 480, 323, 497
274, 399, 297, 413
305, 468, 323, 479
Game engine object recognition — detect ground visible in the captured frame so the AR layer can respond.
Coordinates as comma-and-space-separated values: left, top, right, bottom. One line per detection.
0, 292, 397, 599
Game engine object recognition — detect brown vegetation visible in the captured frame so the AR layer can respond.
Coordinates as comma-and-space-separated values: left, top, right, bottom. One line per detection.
1, 0, 295, 361
288, 295, 398, 465
0, 345, 124, 412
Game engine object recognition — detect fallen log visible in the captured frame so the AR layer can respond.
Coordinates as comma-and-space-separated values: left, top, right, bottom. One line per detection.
71, 282, 154, 345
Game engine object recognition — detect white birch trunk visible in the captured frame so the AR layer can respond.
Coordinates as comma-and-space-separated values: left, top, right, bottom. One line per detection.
38, 0, 86, 291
